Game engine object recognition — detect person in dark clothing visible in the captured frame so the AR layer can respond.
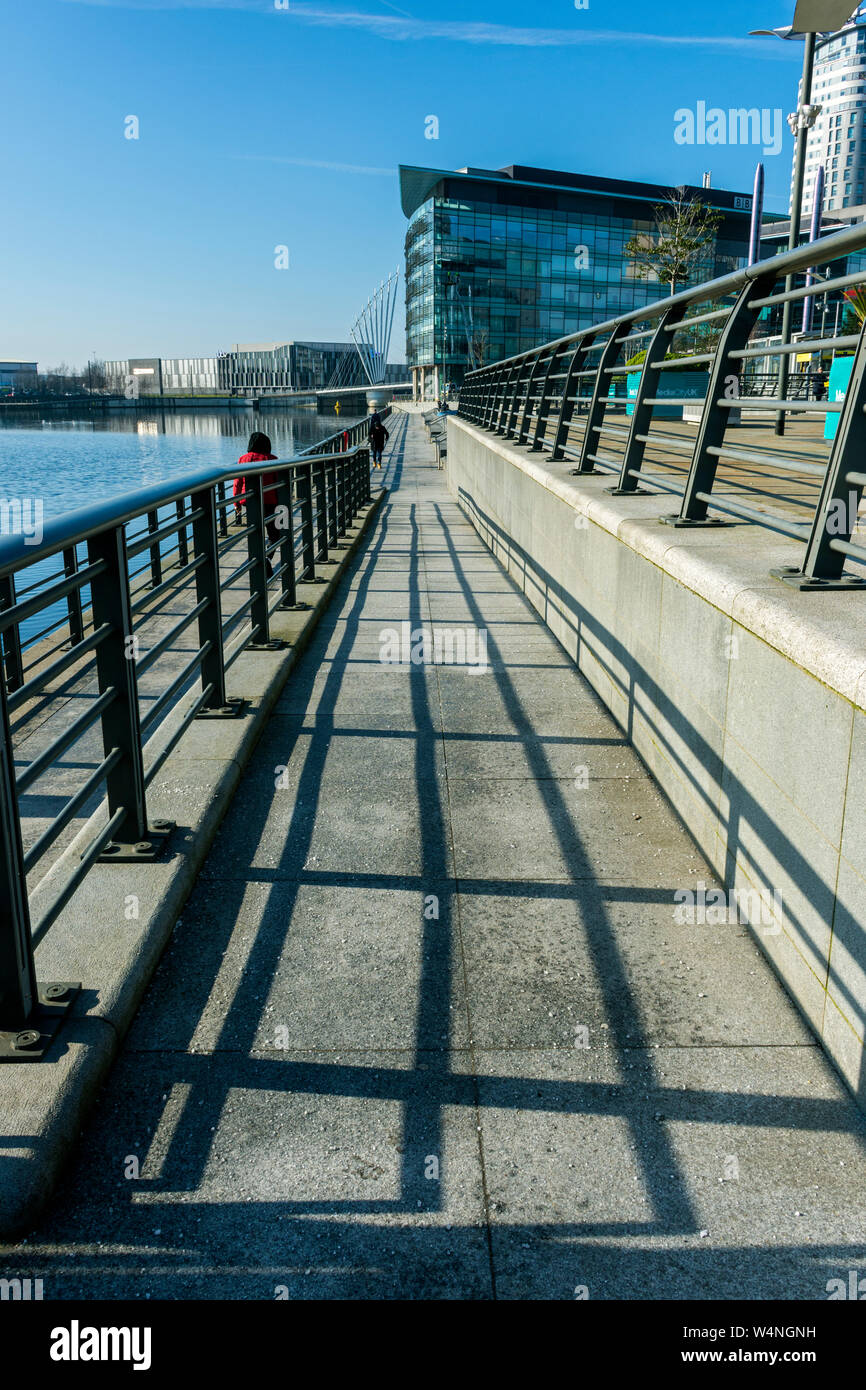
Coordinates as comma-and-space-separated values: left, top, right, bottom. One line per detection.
233, 431, 280, 576
368, 412, 389, 468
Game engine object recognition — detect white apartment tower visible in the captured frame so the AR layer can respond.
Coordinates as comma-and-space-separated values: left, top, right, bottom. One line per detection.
797, 8, 866, 219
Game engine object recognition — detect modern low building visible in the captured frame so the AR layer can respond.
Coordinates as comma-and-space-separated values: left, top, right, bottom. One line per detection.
400, 163, 754, 395
0, 360, 38, 394
104, 356, 221, 396
103, 343, 405, 398
225, 342, 364, 395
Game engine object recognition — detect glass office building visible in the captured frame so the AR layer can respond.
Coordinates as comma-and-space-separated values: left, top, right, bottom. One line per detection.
401, 164, 754, 395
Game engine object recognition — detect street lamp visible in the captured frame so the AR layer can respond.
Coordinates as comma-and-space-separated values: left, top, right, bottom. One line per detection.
750, 1, 858, 432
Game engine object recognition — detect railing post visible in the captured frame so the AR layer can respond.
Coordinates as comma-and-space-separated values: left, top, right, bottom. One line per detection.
313, 461, 329, 562
483, 368, 503, 429
504, 360, 531, 440
665, 275, 774, 526
190, 485, 231, 711
531, 343, 567, 453
146, 509, 162, 588
0, 576, 24, 692
327, 460, 340, 549
775, 316, 866, 588
217, 480, 228, 539
63, 547, 85, 646
297, 461, 316, 581
87, 525, 152, 852
244, 474, 276, 646
550, 334, 596, 463
0, 662, 80, 1055
0, 668, 37, 1032
274, 467, 303, 610
608, 306, 686, 495
336, 456, 348, 537
176, 499, 189, 567
575, 325, 633, 474
494, 363, 520, 434
517, 351, 548, 446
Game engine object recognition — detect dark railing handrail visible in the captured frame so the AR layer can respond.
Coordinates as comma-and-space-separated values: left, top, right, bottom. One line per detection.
0, 413, 384, 577
466, 219, 866, 376
458, 224, 866, 591
0, 407, 388, 1054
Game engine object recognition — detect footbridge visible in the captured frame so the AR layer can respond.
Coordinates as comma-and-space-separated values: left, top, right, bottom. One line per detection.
1, 227, 866, 1301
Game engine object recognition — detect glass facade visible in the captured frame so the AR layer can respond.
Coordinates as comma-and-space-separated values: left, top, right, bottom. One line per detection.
402, 166, 752, 389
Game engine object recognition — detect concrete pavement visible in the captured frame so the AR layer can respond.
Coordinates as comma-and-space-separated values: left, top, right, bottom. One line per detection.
3, 411, 865, 1300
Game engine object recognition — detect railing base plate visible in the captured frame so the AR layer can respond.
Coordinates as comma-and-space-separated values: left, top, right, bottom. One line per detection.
246, 639, 288, 652
278, 600, 311, 612
97, 822, 174, 863
660, 515, 733, 528
771, 566, 866, 590
605, 486, 654, 497
195, 698, 247, 720
569, 468, 602, 476
0, 983, 81, 1062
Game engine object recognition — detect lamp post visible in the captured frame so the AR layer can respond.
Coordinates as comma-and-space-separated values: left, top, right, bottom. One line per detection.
750, 2, 858, 432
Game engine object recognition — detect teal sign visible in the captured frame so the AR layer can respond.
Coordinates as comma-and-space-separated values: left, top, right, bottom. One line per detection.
824, 356, 854, 441
624, 370, 708, 420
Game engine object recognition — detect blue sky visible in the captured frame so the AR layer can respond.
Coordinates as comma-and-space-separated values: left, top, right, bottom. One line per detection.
2, 0, 806, 368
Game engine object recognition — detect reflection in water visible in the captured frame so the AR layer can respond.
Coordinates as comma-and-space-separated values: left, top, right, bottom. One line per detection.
0, 407, 365, 521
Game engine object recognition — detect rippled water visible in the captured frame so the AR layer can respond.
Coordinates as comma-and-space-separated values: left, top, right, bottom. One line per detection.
0, 406, 365, 646
0, 406, 363, 522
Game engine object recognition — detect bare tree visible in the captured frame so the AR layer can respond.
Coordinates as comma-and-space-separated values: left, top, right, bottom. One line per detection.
467, 327, 490, 371
624, 187, 723, 297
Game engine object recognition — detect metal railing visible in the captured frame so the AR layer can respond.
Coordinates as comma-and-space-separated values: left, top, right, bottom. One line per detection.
457, 223, 866, 589
0, 410, 385, 1056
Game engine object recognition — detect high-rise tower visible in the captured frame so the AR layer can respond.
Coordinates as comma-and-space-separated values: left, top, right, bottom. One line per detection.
797, 7, 866, 218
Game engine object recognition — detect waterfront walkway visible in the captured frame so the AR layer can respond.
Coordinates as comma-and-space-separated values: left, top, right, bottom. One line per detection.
5, 412, 866, 1299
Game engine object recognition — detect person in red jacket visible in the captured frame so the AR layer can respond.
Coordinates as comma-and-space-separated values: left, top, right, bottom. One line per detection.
233, 431, 280, 576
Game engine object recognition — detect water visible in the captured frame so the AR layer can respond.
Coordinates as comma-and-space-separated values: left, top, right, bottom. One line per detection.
0, 406, 364, 649
0, 406, 364, 523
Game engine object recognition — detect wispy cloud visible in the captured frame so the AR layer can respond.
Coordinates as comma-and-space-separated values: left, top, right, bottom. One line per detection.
62, 0, 795, 57
234, 153, 394, 175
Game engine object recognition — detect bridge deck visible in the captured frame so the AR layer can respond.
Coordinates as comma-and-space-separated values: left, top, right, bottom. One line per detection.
6, 412, 866, 1299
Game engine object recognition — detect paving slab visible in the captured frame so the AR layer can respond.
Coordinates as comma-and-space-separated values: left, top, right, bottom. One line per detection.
4, 412, 866, 1301
465, 1046, 866, 1300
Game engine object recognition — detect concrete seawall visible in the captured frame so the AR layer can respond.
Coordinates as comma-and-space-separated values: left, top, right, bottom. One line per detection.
446, 415, 866, 1108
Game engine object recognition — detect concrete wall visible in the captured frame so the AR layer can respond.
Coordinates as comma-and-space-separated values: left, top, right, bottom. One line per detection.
446, 415, 866, 1107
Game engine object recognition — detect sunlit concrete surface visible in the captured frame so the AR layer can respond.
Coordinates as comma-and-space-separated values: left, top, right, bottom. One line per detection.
3, 413, 865, 1300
